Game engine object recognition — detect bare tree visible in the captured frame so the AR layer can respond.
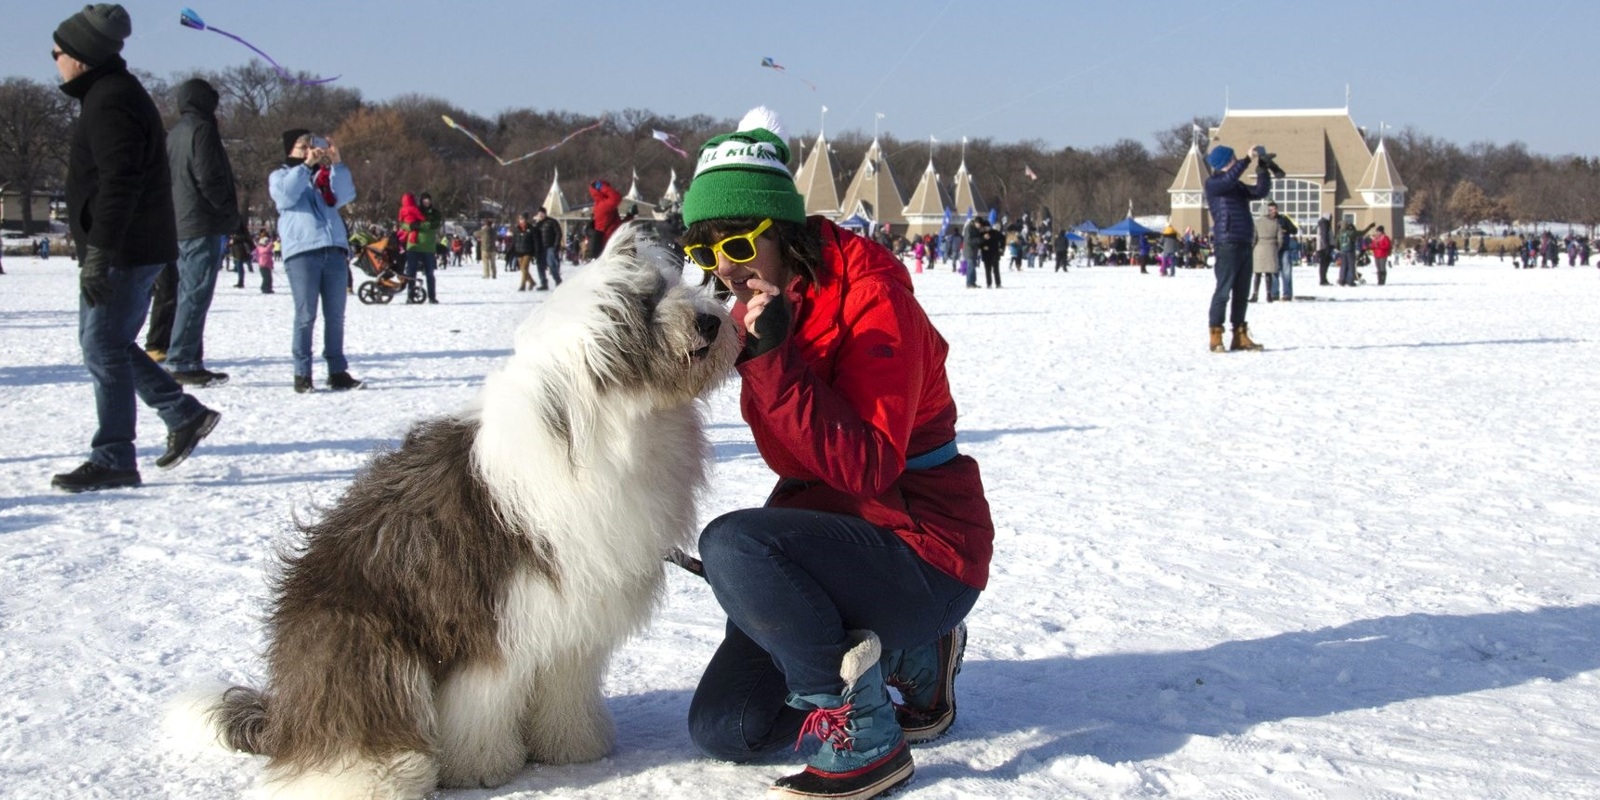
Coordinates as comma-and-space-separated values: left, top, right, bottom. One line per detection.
0, 77, 74, 232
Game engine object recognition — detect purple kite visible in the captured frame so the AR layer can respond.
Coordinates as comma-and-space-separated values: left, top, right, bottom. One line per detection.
180, 8, 339, 85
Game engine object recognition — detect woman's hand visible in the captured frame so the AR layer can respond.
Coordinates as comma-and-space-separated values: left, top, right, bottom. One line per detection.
742, 277, 790, 357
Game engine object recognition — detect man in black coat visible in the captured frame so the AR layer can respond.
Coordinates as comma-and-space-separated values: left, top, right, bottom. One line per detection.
51, 3, 221, 493
977, 220, 1004, 288
165, 77, 239, 386
533, 207, 563, 289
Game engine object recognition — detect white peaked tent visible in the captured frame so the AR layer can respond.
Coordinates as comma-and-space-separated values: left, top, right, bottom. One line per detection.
659, 168, 682, 209
542, 168, 571, 217
903, 160, 950, 238
838, 139, 906, 230
949, 158, 986, 220
622, 170, 656, 217
794, 132, 842, 217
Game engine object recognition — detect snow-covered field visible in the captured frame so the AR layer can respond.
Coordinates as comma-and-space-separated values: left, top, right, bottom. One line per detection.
2, 253, 1598, 799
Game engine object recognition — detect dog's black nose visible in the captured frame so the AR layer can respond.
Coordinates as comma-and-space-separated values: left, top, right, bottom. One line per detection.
695, 313, 721, 342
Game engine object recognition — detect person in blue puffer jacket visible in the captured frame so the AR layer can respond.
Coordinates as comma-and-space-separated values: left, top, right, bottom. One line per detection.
1203, 145, 1272, 352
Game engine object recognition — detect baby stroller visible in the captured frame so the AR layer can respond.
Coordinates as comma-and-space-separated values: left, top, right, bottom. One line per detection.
350, 231, 426, 305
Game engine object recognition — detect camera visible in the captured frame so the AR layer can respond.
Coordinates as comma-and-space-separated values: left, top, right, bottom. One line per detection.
310, 135, 329, 150
1252, 146, 1286, 179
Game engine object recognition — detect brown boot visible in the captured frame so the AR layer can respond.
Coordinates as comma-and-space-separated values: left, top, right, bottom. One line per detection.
1209, 326, 1226, 353
1231, 323, 1264, 351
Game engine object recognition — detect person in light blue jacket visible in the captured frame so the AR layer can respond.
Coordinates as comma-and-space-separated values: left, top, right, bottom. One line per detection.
270, 129, 362, 394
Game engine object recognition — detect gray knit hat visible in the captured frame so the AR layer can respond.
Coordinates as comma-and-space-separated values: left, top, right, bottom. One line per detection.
54, 4, 132, 67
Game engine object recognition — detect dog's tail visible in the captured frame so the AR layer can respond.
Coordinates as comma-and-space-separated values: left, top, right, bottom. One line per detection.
213, 686, 272, 754
165, 682, 273, 757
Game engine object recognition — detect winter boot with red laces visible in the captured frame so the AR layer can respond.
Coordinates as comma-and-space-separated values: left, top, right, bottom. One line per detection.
882, 622, 966, 743
770, 630, 913, 800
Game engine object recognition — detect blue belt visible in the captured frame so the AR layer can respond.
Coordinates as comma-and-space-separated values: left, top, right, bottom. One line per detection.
905, 440, 958, 471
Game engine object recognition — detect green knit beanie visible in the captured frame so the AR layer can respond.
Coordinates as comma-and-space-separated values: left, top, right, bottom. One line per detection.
681, 107, 806, 226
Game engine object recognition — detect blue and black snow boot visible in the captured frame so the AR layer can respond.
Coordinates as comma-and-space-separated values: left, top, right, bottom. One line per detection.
771, 630, 913, 800
881, 622, 966, 743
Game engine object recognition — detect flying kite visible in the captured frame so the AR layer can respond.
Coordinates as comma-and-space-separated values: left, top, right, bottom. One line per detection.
441, 115, 607, 166
651, 130, 689, 158
760, 57, 817, 91
179, 8, 339, 85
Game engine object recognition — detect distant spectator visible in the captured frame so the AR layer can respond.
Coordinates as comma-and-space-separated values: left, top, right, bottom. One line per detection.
534, 207, 563, 289
588, 179, 622, 246
398, 192, 440, 303
165, 77, 239, 387
271, 129, 362, 393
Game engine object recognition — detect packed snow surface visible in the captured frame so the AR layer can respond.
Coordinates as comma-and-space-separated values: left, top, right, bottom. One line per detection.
2, 253, 1598, 799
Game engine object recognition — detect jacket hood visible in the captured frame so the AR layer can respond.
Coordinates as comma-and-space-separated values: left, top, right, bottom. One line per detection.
400, 193, 419, 210
814, 217, 912, 294
175, 78, 220, 118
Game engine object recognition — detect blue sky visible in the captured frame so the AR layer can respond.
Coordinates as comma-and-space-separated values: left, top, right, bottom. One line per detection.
9, 0, 1595, 157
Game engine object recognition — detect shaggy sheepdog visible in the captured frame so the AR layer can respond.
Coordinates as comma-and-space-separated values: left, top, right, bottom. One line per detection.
178, 225, 738, 799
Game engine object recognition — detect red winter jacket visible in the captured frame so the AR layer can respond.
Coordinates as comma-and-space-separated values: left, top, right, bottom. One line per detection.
588, 180, 622, 244
1371, 233, 1393, 258
734, 218, 994, 589
398, 193, 426, 246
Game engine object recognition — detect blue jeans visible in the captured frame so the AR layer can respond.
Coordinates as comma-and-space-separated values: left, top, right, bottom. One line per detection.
167, 235, 223, 372
404, 249, 437, 302
1338, 250, 1357, 285
964, 252, 978, 286
539, 246, 562, 286
1276, 250, 1295, 298
1209, 241, 1252, 327
689, 507, 978, 762
286, 247, 350, 378
80, 262, 206, 470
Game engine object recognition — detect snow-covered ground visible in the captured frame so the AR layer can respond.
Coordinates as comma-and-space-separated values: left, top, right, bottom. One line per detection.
2, 253, 1598, 799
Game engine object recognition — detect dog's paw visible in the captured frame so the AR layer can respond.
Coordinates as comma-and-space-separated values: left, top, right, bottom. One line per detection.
436, 751, 525, 790
528, 713, 615, 765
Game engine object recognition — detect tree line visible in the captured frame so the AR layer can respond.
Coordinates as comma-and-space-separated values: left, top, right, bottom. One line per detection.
3, 62, 1597, 240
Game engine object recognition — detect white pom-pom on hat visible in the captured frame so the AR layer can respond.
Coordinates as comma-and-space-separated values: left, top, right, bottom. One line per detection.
737, 106, 785, 140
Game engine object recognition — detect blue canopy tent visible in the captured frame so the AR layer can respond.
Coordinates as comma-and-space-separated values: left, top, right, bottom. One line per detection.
1097, 217, 1161, 238
1065, 231, 1085, 242
1072, 220, 1100, 234
838, 214, 871, 231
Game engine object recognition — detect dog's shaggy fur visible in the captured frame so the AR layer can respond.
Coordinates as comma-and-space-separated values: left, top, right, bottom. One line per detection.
187, 225, 738, 799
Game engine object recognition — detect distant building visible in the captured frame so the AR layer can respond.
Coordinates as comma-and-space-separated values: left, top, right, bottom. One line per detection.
1169, 108, 1407, 239
1, 189, 57, 233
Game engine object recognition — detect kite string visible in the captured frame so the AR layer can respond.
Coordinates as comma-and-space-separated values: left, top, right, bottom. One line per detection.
837, 0, 953, 133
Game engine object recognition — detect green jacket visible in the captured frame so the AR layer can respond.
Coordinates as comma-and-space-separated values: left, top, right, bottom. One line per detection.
404, 204, 441, 252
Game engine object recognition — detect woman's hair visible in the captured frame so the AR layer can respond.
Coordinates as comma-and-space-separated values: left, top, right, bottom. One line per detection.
681, 217, 823, 284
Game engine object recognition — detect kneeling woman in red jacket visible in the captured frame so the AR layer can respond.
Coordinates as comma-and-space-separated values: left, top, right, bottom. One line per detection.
681, 108, 993, 800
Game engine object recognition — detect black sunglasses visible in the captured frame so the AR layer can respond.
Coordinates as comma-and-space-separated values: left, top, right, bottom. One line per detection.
50, 48, 63, 61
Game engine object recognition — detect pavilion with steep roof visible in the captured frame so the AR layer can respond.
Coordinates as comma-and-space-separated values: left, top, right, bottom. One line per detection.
1169, 108, 1407, 238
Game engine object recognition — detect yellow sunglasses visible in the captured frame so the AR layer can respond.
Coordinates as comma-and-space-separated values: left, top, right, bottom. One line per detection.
685, 218, 772, 270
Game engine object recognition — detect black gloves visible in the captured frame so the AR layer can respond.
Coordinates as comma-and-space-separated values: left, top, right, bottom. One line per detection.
745, 291, 791, 358
80, 246, 114, 307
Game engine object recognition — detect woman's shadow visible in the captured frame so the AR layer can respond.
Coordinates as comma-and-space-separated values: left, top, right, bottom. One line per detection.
934, 603, 1600, 777
457, 604, 1600, 795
